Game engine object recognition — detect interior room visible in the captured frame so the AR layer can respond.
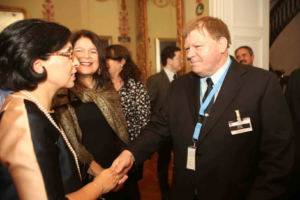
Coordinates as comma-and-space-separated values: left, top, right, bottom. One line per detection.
0, 0, 299, 199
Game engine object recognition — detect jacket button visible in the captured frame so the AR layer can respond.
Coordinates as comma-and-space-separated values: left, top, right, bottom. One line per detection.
196, 151, 202, 157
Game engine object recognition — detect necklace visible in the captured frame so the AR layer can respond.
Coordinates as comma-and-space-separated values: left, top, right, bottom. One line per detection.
21, 90, 82, 180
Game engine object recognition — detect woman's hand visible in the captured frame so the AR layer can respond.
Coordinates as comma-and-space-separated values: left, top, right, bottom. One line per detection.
92, 166, 128, 194
112, 182, 125, 192
66, 166, 128, 200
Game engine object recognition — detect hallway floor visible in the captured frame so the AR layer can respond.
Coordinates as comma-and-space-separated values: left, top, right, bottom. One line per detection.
138, 152, 173, 200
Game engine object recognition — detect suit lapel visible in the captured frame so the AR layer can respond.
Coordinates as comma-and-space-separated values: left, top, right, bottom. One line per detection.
197, 58, 247, 145
185, 72, 200, 125
161, 69, 171, 85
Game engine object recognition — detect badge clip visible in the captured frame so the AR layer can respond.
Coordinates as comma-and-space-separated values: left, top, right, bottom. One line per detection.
235, 110, 241, 122
192, 139, 197, 147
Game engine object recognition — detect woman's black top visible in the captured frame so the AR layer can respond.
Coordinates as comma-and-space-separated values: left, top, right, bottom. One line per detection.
0, 95, 82, 200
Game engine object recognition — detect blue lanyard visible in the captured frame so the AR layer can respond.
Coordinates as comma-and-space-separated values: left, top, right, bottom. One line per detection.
192, 59, 232, 142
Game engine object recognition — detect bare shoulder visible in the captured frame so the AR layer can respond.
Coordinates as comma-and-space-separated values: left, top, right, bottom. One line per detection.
0, 95, 29, 149
1, 94, 27, 122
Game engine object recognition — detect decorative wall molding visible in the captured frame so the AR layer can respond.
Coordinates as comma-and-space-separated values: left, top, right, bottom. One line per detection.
232, 0, 263, 29
137, 0, 184, 80
147, 0, 175, 8
119, 0, 130, 37
136, 0, 149, 83
0, 5, 29, 19
42, 0, 55, 22
209, 0, 224, 20
176, 0, 186, 76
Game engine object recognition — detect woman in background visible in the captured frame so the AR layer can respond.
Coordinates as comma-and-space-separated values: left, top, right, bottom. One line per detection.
105, 44, 151, 199
53, 30, 132, 200
0, 19, 122, 200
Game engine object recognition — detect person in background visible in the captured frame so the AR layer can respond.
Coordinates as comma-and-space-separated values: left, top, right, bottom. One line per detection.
106, 44, 151, 200
146, 46, 183, 200
53, 30, 130, 200
0, 90, 12, 98
284, 68, 300, 199
0, 19, 123, 200
235, 45, 254, 65
0, 91, 4, 110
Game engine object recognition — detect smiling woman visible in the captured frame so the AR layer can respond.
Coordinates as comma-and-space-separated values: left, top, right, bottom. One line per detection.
0, 19, 122, 200
52, 30, 136, 200
74, 37, 100, 79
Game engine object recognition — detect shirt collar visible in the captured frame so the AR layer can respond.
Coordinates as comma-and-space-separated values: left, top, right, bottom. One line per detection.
164, 68, 176, 82
201, 56, 231, 85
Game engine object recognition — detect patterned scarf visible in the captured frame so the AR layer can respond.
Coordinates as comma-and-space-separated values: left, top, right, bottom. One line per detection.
52, 81, 130, 165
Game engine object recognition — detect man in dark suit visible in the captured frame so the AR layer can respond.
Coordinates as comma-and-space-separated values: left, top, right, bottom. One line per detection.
146, 46, 182, 200
113, 16, 294, 200
285, 69, 300, 199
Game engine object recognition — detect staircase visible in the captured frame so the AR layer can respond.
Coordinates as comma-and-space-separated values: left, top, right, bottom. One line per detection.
270, 0, 300, 47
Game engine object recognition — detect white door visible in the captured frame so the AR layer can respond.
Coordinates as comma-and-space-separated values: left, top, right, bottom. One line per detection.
209, 0, 269, 70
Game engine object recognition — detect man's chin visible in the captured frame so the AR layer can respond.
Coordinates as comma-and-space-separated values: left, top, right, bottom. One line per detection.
192, 69, 204, 77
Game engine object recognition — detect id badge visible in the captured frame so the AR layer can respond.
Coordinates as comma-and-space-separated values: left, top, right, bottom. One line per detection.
228, 117, 253, 135
187, 146, 196, 170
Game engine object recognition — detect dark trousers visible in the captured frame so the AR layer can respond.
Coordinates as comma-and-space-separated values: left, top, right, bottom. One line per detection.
157, 141, 173, 200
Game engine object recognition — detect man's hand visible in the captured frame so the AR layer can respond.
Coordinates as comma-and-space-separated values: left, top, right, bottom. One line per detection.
112, 150, 135, 178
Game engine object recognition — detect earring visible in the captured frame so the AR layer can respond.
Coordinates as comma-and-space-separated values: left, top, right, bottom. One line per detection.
121, 65, 123, 68
98, 68, 101, 75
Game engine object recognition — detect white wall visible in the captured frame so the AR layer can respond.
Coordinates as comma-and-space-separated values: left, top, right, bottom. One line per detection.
210, 0, 270, 70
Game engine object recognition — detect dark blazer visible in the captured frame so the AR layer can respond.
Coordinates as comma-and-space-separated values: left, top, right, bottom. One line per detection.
146, 69, 170, 113
129, 57, 294, 200
285, 68, 300, 198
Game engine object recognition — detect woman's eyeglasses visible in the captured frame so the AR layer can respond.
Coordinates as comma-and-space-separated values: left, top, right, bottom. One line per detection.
45, 50, 74, 60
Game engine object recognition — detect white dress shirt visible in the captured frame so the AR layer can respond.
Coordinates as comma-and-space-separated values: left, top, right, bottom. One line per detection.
200, 56, 231, 104
164, 68, 177, 82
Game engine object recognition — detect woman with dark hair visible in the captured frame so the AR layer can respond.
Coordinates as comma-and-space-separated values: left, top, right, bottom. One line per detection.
106, 45, 151, 141
105, 45, 151, 199
0, 19, 123, 200
53, 30, 132, 199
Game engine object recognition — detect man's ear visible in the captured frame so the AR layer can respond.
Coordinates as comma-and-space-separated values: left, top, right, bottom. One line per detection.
32, 59, 45, 74
218, 37, 228, 53
251, 54, 255, 61
166, 58, 173, 66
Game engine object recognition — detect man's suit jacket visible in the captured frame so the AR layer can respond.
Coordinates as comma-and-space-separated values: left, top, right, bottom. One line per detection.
285, 68, 300, 198
129, 57, 294, 200
146, 69, 170, 113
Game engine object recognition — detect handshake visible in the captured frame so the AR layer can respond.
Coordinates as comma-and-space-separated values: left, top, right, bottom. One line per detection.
91, 150, 135, 194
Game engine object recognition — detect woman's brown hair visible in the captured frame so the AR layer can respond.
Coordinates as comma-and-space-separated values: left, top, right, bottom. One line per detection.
105, 45, 142, 87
